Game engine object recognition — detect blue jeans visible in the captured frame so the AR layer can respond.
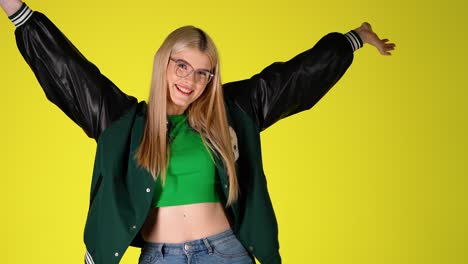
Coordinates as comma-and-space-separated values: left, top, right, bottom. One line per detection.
138, 229, 254, 264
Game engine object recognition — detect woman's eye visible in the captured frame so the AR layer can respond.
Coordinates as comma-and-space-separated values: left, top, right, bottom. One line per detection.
177, 62, 188, 70
197, 71, 208, 77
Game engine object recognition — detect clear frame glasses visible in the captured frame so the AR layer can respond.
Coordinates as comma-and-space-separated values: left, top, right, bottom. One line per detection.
169, 57, 214, 85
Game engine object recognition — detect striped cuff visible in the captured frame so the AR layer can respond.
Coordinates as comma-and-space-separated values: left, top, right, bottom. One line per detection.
344, 30, 363, 52
85, 250, 95, 264
8, 2, 33, 28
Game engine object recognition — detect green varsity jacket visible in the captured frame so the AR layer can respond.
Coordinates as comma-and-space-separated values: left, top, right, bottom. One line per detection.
11, 3, 361, 263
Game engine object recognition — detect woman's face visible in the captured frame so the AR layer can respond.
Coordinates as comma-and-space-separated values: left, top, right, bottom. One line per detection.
166, 48, 212, 115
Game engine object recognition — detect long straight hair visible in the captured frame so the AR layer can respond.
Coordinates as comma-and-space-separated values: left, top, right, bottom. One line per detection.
135, 26, 238, 206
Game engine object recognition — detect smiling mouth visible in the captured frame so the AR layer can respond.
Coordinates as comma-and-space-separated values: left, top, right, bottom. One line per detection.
175, 84, 193, 95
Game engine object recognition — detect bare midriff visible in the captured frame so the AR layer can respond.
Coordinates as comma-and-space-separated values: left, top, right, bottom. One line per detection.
140, 202, 232, 243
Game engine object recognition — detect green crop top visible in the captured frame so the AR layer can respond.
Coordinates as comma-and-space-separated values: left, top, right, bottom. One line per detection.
152, 114, 221, 207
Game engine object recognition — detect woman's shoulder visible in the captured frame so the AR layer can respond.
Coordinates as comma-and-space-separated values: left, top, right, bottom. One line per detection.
96, 101, 147, 142
136, 101, 148, 117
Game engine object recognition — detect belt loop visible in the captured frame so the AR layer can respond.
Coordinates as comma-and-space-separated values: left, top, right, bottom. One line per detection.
202, 238, 213, 255
158, 243, 165, 259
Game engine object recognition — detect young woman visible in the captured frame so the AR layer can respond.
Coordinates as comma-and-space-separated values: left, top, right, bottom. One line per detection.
1, 1, 395, 263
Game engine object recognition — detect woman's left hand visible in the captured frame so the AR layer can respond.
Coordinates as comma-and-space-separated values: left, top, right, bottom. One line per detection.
354, 22, 396, 56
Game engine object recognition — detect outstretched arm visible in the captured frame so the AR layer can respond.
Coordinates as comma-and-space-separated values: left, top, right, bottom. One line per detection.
1, 1, 137, 141
223, 24, 395, 131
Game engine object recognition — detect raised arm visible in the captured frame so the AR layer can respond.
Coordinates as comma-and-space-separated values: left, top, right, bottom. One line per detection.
223, 24, 395, 131
1, 1, 137, 140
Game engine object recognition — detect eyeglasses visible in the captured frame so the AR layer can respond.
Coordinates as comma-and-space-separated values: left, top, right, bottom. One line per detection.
169, 57, 214, 85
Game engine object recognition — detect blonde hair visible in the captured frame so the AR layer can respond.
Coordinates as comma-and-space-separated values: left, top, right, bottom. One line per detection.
135, 26, 239, 206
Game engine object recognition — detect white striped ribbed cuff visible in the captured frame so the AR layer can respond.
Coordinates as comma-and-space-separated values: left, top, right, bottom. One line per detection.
344, 30, 363, 52
85, 250, 95, 264
8, 2, 33, 28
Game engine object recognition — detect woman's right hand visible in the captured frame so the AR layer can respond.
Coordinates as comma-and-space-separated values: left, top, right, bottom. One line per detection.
354, 22, 396, 56
0, 0, 23, 16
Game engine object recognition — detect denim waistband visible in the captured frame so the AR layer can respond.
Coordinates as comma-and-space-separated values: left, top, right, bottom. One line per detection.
142, 228, 234, 255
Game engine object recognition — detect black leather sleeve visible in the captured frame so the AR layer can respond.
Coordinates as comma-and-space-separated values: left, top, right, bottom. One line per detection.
223, 33, 354, 131
15, 11, 137, 141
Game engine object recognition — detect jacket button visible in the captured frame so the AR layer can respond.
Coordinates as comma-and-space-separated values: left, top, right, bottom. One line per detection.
224, 184, 228, 189
146, 188, 151, 193
114, 252, 119, 257
132, 225, 137, 229
249, 246, 254, 251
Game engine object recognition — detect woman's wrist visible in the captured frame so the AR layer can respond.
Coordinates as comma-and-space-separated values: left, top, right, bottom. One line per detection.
6, 1, 31, 27
344, 30, 363, 52
354, 28, 367, 44
0, 0, 23, 17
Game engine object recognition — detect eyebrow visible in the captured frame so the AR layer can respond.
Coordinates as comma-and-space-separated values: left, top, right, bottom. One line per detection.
173, 58, 211, 72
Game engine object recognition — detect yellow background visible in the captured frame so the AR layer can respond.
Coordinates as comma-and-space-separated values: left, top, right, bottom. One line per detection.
1, 0, 467, 263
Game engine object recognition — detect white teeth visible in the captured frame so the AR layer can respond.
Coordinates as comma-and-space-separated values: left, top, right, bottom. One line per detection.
176, 85, 192, 94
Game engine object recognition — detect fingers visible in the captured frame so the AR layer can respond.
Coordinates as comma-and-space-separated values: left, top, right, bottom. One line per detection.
385, 43, 396, 49
377, 47, 391, 55
378, 44, 395, 55
381, 39, 397, 49
377, 39, 396, 56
